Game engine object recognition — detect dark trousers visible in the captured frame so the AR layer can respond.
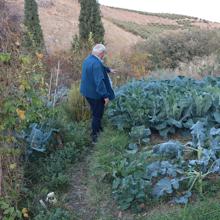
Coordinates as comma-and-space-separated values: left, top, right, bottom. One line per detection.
86, 97, 105, 141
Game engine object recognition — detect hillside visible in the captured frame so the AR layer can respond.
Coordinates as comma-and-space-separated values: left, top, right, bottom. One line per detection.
36, 0, 143, 55
4, 0, 220, 55
36, 0, 220, 55
3, 1, 220, 219
7, 0, 220, 55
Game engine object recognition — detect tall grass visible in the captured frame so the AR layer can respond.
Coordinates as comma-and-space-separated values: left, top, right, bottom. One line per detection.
64, 82, 90, 122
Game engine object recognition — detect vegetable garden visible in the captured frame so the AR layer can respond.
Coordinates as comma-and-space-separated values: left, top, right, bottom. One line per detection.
93, 76, 220, 212
3, 0, 220, 218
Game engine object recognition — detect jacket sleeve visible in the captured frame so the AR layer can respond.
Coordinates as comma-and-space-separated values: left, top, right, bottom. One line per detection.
103, 65, 111, 73
93, 63, 109, 98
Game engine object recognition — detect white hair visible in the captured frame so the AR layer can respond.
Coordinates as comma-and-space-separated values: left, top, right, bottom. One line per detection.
92, 44, 106, 55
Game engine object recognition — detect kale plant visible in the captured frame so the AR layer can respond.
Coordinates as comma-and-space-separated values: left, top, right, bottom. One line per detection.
108, 76, 220, 137
111, 122, 220, 210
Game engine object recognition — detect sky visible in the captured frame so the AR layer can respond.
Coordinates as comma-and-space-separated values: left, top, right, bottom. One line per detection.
98, 0, 220, 23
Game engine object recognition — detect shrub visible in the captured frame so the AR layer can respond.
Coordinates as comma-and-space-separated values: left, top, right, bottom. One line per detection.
58, 120, 90, 148
0, 148, 23, 205
136, 29, 220, 69
24, 0, 44, 50
175, 53, 220, 78
34, 208, 73, 220
124, 51, 152, 78
79, 0, 105, 43
64, 82, 90, 122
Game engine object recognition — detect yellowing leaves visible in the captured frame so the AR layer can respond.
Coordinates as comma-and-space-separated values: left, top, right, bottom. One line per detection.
36, 52, 43, 60
9, 163, 17, 170
19, 79, 31, 91
22, 208, 29, 218
16, 108, 25, 120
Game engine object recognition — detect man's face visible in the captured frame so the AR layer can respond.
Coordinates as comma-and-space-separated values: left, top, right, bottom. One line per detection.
99, 51, 106, 60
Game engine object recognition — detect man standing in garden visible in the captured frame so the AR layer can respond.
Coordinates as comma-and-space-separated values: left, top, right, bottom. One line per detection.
80, 44, 115, 143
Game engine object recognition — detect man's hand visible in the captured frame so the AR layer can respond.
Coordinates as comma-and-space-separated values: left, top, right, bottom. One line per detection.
110, 68, 117, 74
104, 98, 110, 106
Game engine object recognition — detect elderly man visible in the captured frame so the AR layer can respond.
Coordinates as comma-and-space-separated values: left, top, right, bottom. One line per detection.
80, 44, 115, 143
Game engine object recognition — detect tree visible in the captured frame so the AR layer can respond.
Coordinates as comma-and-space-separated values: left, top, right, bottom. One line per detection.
24, 0, 44, 50
79, 0, 105, 44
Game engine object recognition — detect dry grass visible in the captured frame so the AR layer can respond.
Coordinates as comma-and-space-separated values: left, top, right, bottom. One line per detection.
101, 5, 178, 26
103, 18, 143, 56
37, 0, 80, 54
7, 0, 220, 57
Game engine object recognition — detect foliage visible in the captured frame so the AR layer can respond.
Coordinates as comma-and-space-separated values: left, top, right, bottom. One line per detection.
174, 53, 220, 78
111, 152, 153, 211
25, 121, 89, 187
124, 51, 153, 78
145, 199, 220, 220
34, 208, 73, 220
136, 29, 220, 69
79, 0, 105, 43
0, 200, 22, 220
1, 55, 51, 132
98, 76, 220, 211
24, 0, 44, 50
91, 127, 129, 182
0, 52, 11, 63
109, 122, 220, 211
108, 76, 220, 138
21, 120, 90, 218
64, 82, 90, 122
110, 19, 180, 39
0, 148, 23, 201
0, 1, 21, 54
0, 3, 26, 219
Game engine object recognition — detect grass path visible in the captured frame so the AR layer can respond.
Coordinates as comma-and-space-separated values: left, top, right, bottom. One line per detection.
63, 142, 220, 220
65, 151, 98, 220
65, 148, 137, 220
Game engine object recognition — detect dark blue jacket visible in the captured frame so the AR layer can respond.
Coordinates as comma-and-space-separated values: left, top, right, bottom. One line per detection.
80, 54, 115, 100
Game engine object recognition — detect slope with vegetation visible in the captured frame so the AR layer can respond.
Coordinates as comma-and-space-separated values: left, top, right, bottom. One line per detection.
36, 0, 220, 55
2, 0, 220, 219
0, 0, 90, 219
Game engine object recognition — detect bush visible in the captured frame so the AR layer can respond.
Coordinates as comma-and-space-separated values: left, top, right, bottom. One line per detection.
0, 148, 23, 219
64, 82, 90, 122
34, 208, 73, 220
124, 51, 152, 78
21, 120, 90, 218
137, 29, 220, 69
58, 120, 90, 148
24, 0, 44, 50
